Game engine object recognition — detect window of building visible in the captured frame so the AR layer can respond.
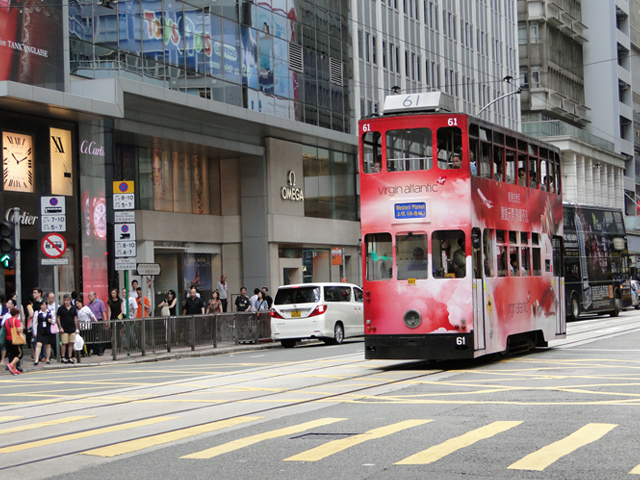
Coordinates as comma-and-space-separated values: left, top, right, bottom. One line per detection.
372, 36, 377, 64
529, 24, 539, 43
382, 40, 387, 68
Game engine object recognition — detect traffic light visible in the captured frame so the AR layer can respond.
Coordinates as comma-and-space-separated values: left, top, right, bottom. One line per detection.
0, 221, 15, 269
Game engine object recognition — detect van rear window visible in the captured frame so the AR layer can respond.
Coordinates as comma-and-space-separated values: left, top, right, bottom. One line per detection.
274, 287, 320, 305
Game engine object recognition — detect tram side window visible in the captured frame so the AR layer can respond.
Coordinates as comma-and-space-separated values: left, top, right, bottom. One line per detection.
496, 229, 507, 277
472, 228, 482, 278
517, 152, 527, 186
522, 246, 531, 276
529, 155, 539, 189
386, 129, 433, 172
505, 149, 516, 184
397, 233, 428, 280
437, 127, 462, 169
480, 142, 492, 179
365, 233, 393, 281
363, 131, 382, 173
493, 146, 504, 181
483, 229, 494, 277
432, 230, 466, 278
553, 152, 561, 194
532, 247, 542, 276
469, 138, 478, 175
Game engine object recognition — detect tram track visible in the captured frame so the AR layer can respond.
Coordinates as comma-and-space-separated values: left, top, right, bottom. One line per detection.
0, 354, 445, 471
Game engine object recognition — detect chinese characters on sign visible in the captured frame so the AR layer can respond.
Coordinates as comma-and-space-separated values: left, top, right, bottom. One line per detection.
501, 207, 529, 223
394, 202, 427, 219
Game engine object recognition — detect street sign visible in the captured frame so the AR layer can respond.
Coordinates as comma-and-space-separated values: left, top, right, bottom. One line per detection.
41, 233, 67, 258
114, 223, 136, 241
113, 194, 135, 210
41, 258, 69, 266
137, 263, 161, 276
115, 241, 137, 258
41, 197, 66, 215
113, 181, 135, 194
115, 211, 135, 223
115, 258, 137, 271
41, 215, 66, 232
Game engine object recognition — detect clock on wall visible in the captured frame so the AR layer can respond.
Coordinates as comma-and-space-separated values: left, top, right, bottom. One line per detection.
3, 131, 34, 193
92, 197, 107, 239
50, 128, 73, 196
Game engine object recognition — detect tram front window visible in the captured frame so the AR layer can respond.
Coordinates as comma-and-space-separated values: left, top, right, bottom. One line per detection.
397, 233, 428, 280
365, 233, 393, 281
386, 128, 433, 171
432, 230, 466, 278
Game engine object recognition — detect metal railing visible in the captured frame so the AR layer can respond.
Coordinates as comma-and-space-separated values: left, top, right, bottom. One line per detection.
78, 312, 272, 361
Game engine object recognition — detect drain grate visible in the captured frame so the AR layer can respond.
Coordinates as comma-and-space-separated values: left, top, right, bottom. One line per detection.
290, 432, 359, 439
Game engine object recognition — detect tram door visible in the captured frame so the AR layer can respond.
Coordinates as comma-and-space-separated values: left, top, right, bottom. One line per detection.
552, 236, 566, 335
472, 228, 486, 351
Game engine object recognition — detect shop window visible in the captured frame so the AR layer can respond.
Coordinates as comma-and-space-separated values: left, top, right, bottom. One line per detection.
397, 233, 428, 280
432, 230, 466, 278
365, 233, 392, 281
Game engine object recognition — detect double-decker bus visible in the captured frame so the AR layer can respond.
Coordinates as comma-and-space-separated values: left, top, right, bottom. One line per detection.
563, 203, 630, 320
360, 92, 566, 361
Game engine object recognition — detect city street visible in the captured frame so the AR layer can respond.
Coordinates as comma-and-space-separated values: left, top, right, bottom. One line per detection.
3, 311, 640, 479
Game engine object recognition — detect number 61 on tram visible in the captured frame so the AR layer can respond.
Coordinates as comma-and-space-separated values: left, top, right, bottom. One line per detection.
360, 92, 566, 361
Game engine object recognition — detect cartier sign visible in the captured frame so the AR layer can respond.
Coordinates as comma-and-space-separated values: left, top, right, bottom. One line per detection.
5, 208, 38, 226
281, 171, 304, 202
80, 140, 105, 156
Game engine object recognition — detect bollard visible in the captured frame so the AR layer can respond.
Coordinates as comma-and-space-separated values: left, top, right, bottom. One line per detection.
141, 317, 146, 357
190, 315, 195, 351
167, 317, 172, 353
151, 316, 155, 354
112, 320, 118, 361
213, 314, 217, 349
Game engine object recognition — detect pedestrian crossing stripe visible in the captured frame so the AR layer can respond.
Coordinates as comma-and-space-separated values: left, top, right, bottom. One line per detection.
181, 418, 346, 459
81, 416, 263, 457
508, 423, 618, 471
395, 421, 522, 465
0, 416, 95, 435
284, 419, 432, 462
0, 416, 179, 454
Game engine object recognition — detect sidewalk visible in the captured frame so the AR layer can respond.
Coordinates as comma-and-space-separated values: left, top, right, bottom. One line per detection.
6, 340, 283, 375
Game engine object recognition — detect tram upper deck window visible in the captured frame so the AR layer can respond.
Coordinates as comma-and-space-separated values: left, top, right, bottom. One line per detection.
363, 131, 382, 173
397, 233, 428, 280
432, 230, 466, 278
386, 129, 433, 171
437, 127, 462, 169
365, 233, 393, 281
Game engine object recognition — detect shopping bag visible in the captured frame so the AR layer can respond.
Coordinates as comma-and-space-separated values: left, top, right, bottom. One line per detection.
74, 334, 84, 351
10, 321, 26, 346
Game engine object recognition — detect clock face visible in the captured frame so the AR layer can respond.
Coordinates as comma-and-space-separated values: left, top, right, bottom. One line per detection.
50, 128, 73, 196
93, 197, 107, 239
3, 132, 34, 193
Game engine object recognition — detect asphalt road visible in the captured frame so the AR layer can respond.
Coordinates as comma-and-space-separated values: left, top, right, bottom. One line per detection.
3, 312, 640, 479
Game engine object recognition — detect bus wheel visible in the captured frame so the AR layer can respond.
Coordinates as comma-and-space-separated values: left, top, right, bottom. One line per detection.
611, 295, 622, 318
570, 296, 580, 321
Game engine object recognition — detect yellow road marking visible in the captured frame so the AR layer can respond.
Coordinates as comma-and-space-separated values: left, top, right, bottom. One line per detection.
0, 416, 95, 435
0, 416, 23, 423
0, 416, 179, 454
284, 420, 431, 462
182, 418, 346, 459
395, 421, 522, 465
82, 416, 262, 457
508, 423, 617, 471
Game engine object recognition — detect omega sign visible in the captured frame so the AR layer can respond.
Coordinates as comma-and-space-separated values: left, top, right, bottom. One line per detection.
281, 171, 304, 202
80, 140, 105, 156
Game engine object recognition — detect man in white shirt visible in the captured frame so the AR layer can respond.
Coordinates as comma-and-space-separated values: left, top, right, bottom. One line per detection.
217, 275, 229, 312
121, 288, 137, 318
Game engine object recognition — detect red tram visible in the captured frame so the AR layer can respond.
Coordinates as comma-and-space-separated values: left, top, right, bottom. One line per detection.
360, 92, 566, 360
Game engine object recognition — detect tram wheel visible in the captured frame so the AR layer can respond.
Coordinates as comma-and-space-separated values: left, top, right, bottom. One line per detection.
570, 296, 580, 321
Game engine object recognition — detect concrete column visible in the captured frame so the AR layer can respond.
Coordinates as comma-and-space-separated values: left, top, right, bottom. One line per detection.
562, 152, 578, 201
576, 154, 586, 203
584, 157, 594, 204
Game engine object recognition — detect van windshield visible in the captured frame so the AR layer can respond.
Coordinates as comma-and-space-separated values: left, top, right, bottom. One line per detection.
274, 287, 321, 305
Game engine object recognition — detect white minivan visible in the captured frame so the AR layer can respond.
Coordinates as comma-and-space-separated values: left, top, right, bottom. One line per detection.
270, 282, 364, 348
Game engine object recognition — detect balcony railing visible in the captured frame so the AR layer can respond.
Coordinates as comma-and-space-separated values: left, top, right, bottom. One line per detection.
522, 120, 615, 152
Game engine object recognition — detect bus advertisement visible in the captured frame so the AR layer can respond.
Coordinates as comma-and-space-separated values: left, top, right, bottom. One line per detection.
360, 92, 566, 361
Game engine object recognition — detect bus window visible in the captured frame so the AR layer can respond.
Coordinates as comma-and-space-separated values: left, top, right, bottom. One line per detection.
483, 229, 494, 277
397, 233, 428, 280
363, 131, 382, 173
517, 153, 527, 186
506, 150, 516, 184
437, 127, 462, 169
432, 230, 466, 278
493, 146, 504, 181
472, 228, 482, 278
365, 233, 393, 281
510, 246, 520, 277
522, 247, 531, 276
532, 247, 541, 276
480, 142, 492, 179
386, 129, 433, 171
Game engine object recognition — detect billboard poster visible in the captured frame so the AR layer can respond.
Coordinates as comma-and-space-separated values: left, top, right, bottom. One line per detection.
0, 0, 64, 90
183, 253, 212, 293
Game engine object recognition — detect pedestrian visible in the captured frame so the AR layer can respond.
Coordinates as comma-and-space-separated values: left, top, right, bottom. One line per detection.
57, 294, 79, 364
135, 287, 151, 318
207, 291, 222, 314
107, 288, 123, 320
5, 307, 24, 375
249, 288, 260, 312
158, 290, 177, 316
217, 275, 229, 312
87, 291, 107, 355
0, 292, 6, 367
122, 288, 137, 318
183, 287, 205, 315
33, 301, 54, 365
234, 287, 251, 312
4, 299, 24, 372
262, 286, 273, 309
75, 298, 96, 357
45, 292, 58, 360
255, 291, 269, 312
28, 288, 44, 359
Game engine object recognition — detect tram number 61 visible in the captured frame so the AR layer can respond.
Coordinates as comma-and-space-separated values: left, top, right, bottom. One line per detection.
362, 124, 371, 132
456, 337, 466, 346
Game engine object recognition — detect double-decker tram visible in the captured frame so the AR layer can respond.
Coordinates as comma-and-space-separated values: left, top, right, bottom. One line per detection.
360, 92, 566, 360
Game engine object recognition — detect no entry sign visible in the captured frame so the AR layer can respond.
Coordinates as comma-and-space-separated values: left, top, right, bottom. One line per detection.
41, 233, 67, 258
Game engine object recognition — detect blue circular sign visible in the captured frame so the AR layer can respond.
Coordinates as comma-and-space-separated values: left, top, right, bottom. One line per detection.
49, 198, 58, 206
121, 225, 129, 233
119, 182, 129, 192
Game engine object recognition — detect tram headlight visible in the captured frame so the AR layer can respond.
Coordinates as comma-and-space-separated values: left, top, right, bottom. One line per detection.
403, 309, 422, 329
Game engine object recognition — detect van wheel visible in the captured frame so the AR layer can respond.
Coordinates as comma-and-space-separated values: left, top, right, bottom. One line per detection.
333, 323, 344, 345
281, 339, 296, 349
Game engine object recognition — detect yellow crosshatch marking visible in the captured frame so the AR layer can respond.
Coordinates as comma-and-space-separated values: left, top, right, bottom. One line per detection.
0, 416, 95, 435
